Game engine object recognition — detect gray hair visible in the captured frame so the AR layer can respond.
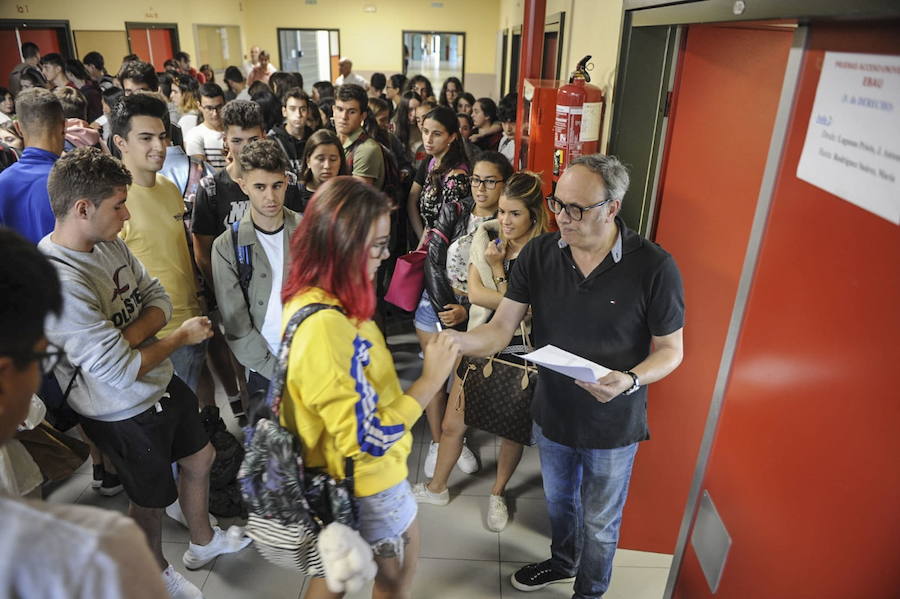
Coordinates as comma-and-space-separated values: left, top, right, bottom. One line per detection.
570, 154, 630, 204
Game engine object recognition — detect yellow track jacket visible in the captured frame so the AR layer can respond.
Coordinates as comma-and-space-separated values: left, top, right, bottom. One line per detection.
279, 288, 423, 497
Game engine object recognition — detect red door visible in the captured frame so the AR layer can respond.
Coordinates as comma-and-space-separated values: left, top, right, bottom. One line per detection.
0, 28, 64, 88
620, 24, 794, 553
126, 27, 175, 72
672, 20, 900, 598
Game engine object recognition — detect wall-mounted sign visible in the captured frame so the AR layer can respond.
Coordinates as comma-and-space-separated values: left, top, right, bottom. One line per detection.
797, 51, 900, 225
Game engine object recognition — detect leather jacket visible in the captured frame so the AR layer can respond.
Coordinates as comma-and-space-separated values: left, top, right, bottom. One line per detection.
424, 195, 475, 326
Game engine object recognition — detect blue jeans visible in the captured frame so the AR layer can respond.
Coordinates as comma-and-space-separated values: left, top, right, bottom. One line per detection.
534, 423, 638, 599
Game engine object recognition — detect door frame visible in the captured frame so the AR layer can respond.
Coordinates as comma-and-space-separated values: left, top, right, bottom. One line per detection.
124, 21, 181, 57
401, 30, 466, 88
192, 23, 242, 71
276, 27, 341, 80
0, 18, 75, 58
610, 2, 900, 598
542, 11, 566, 81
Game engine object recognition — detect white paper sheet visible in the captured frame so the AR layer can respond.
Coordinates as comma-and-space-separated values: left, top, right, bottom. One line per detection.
518, 345, 612, 383
796, 51, 900, 225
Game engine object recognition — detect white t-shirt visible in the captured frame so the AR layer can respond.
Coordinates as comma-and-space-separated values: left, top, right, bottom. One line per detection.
185, 123, 226, 169
178, 112, 198, 134
335, 72, 369, 89
256, 226, 285, 355
0, 494, 168, 598
446, 213, 492, 292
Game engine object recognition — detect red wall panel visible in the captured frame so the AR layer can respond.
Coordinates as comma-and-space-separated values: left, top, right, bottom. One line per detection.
673, 21, 900, 598
0, 28, 63, 89
620, 25, 793, 553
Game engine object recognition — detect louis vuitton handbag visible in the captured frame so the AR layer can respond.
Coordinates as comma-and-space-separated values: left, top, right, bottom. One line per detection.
456, 325, 536, 446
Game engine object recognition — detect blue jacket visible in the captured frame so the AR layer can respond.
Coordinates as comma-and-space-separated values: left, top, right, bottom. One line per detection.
0, 147, 58, 243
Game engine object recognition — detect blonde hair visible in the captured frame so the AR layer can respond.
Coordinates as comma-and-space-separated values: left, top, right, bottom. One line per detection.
501, 170, 547, 241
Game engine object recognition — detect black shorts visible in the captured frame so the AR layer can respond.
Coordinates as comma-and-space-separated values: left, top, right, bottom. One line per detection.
79, 376, 210, 508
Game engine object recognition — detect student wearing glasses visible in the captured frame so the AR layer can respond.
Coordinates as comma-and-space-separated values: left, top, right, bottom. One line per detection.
440, 155, 685, 597
0, 228, 171, 599
279, 177, 460, 598
185, 83, 227, 169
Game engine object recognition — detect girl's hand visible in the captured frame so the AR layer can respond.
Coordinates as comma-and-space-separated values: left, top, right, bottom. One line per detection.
438, 304, 467, 327
485, 238, 506, 268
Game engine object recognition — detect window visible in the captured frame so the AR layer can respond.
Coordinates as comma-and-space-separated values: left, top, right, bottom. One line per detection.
278, 28, 340, 87
403, 30, 465, 89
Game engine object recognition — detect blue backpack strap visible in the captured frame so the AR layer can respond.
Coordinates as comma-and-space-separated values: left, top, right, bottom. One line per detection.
231, 221, 253, 305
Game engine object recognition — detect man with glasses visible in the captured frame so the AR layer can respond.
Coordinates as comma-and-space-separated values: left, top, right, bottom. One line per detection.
0, 227, 171, 598
441, 154, 685, 598
185, 83, 226, 169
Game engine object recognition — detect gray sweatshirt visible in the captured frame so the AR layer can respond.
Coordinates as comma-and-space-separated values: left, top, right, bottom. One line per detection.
39, 236, 175, 422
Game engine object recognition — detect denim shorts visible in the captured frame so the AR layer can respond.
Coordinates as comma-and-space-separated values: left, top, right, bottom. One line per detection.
356, 480, 417, 558
414, 290, 441, 332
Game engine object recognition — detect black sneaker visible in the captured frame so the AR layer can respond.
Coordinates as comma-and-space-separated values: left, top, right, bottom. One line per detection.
91, 464, 104, 490
510, 560, 576, 592
229, 398, 245, 418
99, 472, 124, 497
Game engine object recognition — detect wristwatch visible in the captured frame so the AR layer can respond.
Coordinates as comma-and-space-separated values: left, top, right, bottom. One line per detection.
622, 370, 640, 395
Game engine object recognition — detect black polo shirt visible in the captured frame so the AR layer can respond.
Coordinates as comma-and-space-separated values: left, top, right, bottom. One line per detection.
506, 218, 684, 449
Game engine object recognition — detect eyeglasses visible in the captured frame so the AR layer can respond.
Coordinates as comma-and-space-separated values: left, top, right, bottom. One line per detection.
471, 176, 504, 190
546, 196, 611, 221
201, 104, 224, 112
3, 342, 66, 376
369, 240, 390, 258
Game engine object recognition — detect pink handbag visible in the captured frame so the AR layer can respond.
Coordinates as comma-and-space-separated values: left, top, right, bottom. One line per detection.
385, 229, 449, 312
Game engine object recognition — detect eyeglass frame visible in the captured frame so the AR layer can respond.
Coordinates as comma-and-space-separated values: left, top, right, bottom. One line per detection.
545, 195, 612, 222
1, 342, 66, 376
470, 176, 505, 190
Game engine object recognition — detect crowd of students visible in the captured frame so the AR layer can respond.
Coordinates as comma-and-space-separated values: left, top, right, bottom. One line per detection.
0, 41, 526, 598
0, 40, 685, 599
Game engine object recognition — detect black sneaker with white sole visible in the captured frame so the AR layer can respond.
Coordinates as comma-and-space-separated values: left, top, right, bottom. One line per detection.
511, 559, 576, 592
91, 464, 103, 490
99, 472, 124, 497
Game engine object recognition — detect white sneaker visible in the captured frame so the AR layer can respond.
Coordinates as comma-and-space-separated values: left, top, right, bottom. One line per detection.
423, 441, 439, 478
411, 482, 449, 506
456, 440, 479, 474
182, 526, 252, 570
162, 565, 203, 599
165, 500, 218, 529
486, 495, 509, 532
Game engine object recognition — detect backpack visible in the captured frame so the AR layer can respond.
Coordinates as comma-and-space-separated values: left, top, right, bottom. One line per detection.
199, 405, 247, 518
230, 221, 253, 307
238, 303, 361, 575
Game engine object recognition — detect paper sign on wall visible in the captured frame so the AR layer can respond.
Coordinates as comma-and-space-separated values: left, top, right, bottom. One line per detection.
796, 52, 900, 225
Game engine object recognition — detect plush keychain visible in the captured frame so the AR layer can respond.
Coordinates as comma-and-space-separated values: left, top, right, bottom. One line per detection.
317, 522, 377, 593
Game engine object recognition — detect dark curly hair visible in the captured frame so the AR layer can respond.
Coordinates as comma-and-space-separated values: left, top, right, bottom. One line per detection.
222, 99, 263, 131
239, 138, 289, 174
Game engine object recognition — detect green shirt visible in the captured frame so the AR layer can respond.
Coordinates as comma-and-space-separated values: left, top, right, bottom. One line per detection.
343, 128, 385, 190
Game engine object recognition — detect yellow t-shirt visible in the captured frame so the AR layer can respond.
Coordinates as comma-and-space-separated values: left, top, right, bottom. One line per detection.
120, 174, 201, 337
279, 288, 422, 497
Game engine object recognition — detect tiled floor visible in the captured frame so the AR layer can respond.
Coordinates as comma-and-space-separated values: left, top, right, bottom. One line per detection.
45, 329, 672, 599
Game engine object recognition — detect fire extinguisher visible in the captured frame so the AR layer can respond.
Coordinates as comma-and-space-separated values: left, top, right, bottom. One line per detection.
553, 55, 605, 180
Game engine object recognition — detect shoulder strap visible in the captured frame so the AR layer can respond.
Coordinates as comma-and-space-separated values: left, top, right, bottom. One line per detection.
344, 130, 369, 172
231, 221, 253, 306
268, 303, 345, 417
